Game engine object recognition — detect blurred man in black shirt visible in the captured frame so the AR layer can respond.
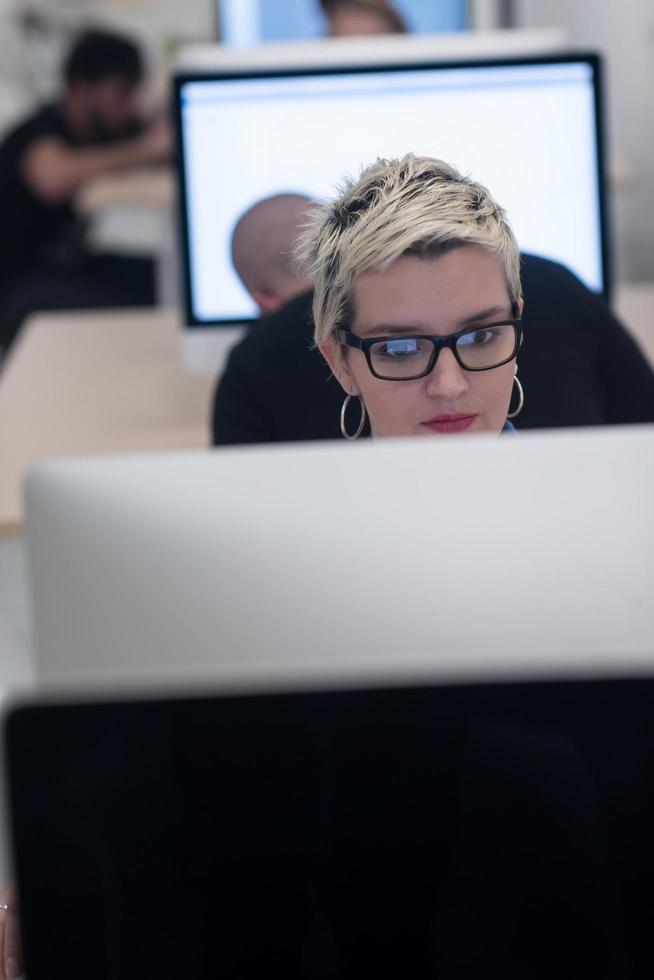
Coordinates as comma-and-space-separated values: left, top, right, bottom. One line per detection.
0, 29, 170, 358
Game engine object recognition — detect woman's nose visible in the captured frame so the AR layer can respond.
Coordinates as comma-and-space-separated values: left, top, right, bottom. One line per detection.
425, 347, 469, 400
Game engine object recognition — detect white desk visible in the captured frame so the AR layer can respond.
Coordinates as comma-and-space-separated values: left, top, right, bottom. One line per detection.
77, 168, 177, 295
0, 308, 215, 536
75, 168, 174, 215
614, 282, 654, 366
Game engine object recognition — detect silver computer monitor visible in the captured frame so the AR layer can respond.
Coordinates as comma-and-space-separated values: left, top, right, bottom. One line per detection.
23, 425, 654, 693
174, 50, 608, 331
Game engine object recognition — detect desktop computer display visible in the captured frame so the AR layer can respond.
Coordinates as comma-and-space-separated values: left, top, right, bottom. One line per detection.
14, 428, 653, 977
7, 677, 654, 978
175, 54, 607, 328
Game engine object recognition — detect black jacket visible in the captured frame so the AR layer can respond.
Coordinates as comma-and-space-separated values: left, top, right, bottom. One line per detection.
212, 254, 654, 445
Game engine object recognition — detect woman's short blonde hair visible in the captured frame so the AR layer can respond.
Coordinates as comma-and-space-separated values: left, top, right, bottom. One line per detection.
295, 154, 522, 346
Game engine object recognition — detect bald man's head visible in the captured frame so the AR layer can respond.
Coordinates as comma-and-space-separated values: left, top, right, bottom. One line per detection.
231, 193, 315, 314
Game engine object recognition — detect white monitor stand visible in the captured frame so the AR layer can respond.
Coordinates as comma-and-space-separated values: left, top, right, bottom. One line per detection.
157, 229, 246, 375
182, 325, 246, 376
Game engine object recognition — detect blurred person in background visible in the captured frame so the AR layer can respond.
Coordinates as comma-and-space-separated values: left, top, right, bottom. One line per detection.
0, 28, 171, 360
213, 192, 326, 445
230, 193, 315, 316
320, 0, 408, 36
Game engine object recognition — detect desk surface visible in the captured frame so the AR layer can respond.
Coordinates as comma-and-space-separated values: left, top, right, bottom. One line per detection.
76, 166, 175, 215
1, 285, 654, 536
0, 308, 214, 535
613, 282, 654, 366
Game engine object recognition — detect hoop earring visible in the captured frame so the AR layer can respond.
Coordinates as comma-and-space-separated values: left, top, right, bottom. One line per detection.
507, 369, 524, 419
340, 394, 366, 440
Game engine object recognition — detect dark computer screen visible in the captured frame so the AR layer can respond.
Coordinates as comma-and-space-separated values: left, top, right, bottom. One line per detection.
6, 677, 653, 979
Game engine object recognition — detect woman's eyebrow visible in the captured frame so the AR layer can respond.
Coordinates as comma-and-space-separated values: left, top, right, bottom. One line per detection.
358, 306, 511, 336
458, 305, 510, 326
358, 323, 427, 336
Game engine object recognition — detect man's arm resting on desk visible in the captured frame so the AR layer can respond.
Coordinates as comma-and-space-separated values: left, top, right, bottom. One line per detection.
20, 119, 171, 204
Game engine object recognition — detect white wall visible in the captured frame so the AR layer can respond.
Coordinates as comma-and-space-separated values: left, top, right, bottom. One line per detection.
0, 0, 217, 122
83, 0, 216, 65
514, 0, 654, 282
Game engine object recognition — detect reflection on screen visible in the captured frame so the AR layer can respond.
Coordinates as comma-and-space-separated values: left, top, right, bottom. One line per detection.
179, 61, 603, 324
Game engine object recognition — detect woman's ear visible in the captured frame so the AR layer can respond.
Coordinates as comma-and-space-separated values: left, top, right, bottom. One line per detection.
319, 336, 361, 397
252, 288, 283, 314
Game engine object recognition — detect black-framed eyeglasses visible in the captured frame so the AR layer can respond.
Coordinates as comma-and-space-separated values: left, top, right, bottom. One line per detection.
337, 319, 523, 381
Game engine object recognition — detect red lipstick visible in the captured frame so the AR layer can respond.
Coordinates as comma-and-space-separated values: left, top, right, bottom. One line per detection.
422, 413, 478, 433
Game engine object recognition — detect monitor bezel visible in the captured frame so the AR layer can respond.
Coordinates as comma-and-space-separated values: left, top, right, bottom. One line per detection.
173, 51, 609, 330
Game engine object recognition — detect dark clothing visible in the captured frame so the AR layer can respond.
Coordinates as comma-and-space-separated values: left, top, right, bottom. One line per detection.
0, 104, 87, 287
0, 102, 143, 283
0, 103, 153, 358
212, 255, 654, 445
517, 255, 654, 428
0, 253, 155, 339
212, 289, 344, 445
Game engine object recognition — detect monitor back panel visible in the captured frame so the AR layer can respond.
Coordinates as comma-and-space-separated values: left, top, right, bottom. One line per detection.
24, 427, 654, 691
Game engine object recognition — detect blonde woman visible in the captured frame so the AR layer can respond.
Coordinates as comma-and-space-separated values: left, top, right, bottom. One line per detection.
296, 154, 524, 439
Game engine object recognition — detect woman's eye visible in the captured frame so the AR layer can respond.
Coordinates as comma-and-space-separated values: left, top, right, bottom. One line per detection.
460, 328, 499, 347
377, 340, 420, 358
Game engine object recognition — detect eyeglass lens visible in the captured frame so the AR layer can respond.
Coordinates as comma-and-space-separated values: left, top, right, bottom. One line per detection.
369, 323, 516, 379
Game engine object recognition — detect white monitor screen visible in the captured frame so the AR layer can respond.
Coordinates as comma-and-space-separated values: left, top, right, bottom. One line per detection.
176, 56, 607, 326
